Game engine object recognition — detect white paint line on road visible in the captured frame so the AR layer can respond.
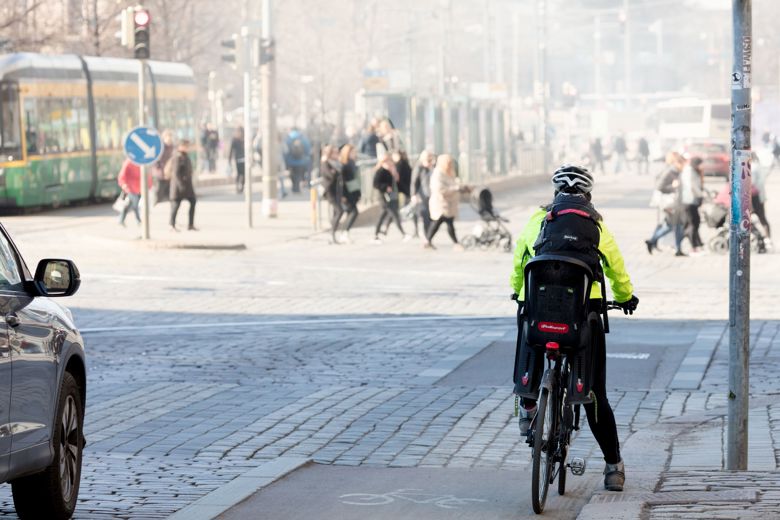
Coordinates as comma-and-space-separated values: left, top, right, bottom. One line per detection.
80, 315, 511, 334
607, 353, 650, 360
85, 273, 288, 286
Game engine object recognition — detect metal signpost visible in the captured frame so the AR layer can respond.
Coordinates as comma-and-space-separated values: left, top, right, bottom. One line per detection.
727, 0, 752, 471
241, 26, 254, 228
124, 127, 163, 240
261, 0, 279, 218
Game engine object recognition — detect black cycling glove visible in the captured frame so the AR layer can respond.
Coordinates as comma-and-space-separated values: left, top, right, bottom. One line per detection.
619, 295, 639, 315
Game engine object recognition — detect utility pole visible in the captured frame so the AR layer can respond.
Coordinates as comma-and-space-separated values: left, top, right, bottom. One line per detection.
495, 9, 504, 86
622, 0, 631, 105
241, 25, 253, 228
138, 62, 150, 240
483, 0, 491, 83
261, 0, 278, 218
539, 0, 549, 175
511, 7, 520, 99
133, 7, 151, 240
727, 0, 752, 472
92, 0, 100, 55
594, 14, 602, 99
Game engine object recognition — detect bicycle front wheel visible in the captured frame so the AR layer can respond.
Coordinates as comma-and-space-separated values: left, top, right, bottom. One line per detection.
531, 387, 555, 514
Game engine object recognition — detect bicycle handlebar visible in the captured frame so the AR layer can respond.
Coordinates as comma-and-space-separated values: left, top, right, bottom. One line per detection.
511, 296, 627, 312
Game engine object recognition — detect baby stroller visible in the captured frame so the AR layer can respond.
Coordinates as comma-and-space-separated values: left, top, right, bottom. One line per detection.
461, 187, 513, 252
704, 200, 767, 254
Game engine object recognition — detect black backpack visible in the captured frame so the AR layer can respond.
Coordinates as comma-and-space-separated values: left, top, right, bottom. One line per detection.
533, 193, 602, 275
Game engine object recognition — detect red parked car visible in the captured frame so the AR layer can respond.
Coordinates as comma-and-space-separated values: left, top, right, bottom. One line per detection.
684, 142, 730, 178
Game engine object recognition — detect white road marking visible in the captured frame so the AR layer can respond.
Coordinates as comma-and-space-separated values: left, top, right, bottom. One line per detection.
607, 352, 650, 360
80, 315, 509, 334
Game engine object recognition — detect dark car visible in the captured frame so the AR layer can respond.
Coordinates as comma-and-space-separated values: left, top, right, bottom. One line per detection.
0, 224, 84, 519
685, 141, 730, 178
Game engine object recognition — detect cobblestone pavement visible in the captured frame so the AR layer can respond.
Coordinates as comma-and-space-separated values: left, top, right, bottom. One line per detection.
0, 171, 776, 518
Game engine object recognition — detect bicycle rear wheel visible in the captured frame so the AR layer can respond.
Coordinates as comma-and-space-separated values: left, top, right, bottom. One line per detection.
531, 387, 555, 514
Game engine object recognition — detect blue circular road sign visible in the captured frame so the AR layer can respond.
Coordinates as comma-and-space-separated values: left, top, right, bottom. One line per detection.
123, 127, 163, 166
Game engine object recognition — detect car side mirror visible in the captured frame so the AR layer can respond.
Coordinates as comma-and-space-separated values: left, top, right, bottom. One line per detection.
32, 259, 80, 297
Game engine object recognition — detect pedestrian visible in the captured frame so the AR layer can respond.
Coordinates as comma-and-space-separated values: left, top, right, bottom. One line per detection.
411, 150, 435, 238
372, 153, 408, 243
276, 133, 289, 198
154, 130, 174, 204
168, 140, 198, 232
284, 128, 312, 193
589, 138, 605, 174
380, 150, 413, 236
425, 154, 465, 250
358, 121, 379, 158
645, 152, 684, 254
339, 144, 361, 243
117, 158, 150, 227
613, 133, 627, 174
376, 119, 403, 160
636, 136, 650, 175
202, 123, 219, 173
752, 151, 772, 243
229, 127, 246, 194
679, 156, 705, 254
320, 145, 344, 244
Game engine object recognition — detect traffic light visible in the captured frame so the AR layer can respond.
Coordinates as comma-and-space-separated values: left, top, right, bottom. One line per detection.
221, 34, 240, 69
260, 38, 275, 65
133, 8, 151, 59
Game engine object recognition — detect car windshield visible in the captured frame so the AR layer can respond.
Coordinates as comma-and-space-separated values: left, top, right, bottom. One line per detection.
0, 82, 22, 162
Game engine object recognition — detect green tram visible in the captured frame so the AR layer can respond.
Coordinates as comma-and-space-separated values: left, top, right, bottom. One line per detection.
0, 53, 196, 209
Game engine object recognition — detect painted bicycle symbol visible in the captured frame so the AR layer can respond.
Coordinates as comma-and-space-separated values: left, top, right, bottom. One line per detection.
339, 488, 487, 510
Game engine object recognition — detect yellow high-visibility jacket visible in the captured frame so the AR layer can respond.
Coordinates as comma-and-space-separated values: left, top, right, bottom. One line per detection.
510, 207, 634, 303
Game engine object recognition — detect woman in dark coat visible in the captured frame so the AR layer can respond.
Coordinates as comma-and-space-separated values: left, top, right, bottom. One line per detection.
320, 145, 344, 244
372, 154, 407, 243
339, 144, 361, 242
168, 140, 197, 231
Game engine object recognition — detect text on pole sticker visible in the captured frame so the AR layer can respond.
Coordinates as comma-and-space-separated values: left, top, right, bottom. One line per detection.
742, 35, 752, 88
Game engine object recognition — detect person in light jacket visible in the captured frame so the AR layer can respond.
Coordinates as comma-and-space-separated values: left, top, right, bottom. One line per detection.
425, 154, 465, 250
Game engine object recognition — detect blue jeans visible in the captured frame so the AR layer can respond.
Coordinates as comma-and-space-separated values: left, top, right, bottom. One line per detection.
119, 193, 140, 225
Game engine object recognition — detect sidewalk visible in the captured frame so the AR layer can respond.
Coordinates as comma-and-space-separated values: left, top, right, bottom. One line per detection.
578, 320, 780, 520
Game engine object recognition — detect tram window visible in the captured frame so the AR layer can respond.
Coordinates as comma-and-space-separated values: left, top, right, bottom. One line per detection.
63, 97, 86, 152
0, 83, 22, 161
23, 98, 40, 155
38, 98, 60, 154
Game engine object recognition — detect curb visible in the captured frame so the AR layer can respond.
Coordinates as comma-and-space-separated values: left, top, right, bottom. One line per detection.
141, 241, 247, 251
668, 322, 727, 390
412, 329, 510, 385
577, 489, 758, 520
167, 456, 310, 520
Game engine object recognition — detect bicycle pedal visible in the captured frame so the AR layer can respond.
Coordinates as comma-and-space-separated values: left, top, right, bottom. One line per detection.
569, 457, 586, 476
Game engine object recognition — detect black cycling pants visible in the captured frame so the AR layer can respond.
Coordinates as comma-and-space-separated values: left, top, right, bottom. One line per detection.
519, 305, 621, 465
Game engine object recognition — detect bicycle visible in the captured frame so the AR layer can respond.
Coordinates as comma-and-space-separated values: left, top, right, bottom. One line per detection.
526, 301, 623, 514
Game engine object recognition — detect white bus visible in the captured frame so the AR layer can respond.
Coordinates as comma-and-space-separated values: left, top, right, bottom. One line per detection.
657, 98, 730, 143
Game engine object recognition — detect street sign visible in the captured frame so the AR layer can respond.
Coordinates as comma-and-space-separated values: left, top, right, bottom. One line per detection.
123, 127, 162, 166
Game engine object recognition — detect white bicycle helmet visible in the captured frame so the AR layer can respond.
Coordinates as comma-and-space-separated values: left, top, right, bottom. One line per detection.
551, 164, 594, 194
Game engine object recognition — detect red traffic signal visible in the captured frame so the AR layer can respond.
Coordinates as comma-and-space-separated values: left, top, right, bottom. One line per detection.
133, 7, 151, 59
134, 9, 150, 27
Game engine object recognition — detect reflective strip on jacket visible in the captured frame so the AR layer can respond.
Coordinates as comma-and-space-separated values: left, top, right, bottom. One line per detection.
509, 207, 634, 303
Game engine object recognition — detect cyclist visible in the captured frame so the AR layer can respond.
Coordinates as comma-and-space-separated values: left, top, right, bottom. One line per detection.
510, 164, 639, 492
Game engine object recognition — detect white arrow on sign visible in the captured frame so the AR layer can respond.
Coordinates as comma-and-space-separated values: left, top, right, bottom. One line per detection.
130, 133, 158, 159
